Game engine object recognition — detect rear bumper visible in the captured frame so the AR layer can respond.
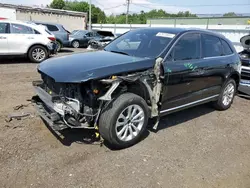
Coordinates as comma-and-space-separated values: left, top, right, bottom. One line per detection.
47, 42, 58, 55
239, 79, 250, 95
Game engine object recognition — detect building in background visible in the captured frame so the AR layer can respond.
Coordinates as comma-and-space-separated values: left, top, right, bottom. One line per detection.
0, 3, 87, 31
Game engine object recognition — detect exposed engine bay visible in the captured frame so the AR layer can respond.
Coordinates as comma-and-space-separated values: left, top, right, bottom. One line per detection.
238, 34, 250, 95
33, 58, 163, 131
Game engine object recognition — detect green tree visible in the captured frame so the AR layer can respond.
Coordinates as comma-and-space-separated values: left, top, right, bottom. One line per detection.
223, 12, 238, 17
50, 0, 65, 9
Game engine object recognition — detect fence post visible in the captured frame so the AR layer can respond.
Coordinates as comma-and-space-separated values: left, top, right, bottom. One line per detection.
206, 18, 209, 29
114, 23, 116, 34
174, 18, 176, 28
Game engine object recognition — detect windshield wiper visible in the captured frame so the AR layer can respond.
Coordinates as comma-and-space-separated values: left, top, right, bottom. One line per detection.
110, 50, 129, 56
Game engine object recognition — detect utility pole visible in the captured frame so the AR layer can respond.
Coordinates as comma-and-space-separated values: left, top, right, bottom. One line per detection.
89, 0, 92, 31
126, 0, 130, 24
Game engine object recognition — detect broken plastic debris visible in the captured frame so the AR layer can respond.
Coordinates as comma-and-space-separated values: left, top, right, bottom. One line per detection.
5, 112, 31, 122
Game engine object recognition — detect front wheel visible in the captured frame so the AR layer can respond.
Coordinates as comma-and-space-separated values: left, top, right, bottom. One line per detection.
28, 45, 48, 63
213, 79, 236, 110
99, 93, 149, 149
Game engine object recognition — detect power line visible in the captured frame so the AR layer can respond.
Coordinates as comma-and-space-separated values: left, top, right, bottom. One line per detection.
103, 4, 125, 10
131, 3, 250, 7
93, 0, 104, 7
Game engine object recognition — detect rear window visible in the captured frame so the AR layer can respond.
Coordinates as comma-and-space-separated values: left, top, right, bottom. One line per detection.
202, 34, 223, 58
221, 39, 233, 55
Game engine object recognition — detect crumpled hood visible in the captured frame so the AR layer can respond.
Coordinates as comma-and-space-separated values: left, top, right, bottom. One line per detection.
38, 51, 155, 83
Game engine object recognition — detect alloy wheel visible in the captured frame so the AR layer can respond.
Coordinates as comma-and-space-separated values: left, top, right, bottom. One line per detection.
32, 48, 46, 62
222, 83, 235, 106
115, 104, 145, 142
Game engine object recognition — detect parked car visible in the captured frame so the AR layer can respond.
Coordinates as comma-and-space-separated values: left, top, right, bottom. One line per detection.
34, 21, 70, 51
238, 34, 250, 95
33, 28, 241, 148
0, 20, 57, 63
69, 30, 115, 48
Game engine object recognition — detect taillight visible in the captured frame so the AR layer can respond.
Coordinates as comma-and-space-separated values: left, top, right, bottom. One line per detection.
48, 37, 56, 41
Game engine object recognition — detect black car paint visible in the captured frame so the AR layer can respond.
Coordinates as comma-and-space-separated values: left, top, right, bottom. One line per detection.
159, 30, 240, 113
38, 28, 241, 115
38, 51, 155, 83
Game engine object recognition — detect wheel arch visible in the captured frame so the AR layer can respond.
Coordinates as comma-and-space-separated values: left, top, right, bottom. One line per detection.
27, 43, 48, 55
126, 80, 151, 105
227, 72, 240, 88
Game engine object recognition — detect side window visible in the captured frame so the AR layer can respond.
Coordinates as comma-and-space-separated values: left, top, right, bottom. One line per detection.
0, 23, 9, 33
46, 24, 59, 32
171, 33, 201, 61
86, 32, 94, 37
202, 34, 223, 58
221, 39, 233, 55
11, 24, 34, 34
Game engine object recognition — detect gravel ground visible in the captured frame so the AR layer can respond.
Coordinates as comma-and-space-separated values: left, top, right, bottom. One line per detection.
0, 48, 250, 188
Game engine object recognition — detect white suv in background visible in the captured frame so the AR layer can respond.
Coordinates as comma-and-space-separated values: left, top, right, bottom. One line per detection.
0, 20, 57, 63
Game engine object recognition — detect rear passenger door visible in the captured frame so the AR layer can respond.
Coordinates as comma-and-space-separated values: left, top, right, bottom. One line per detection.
200, 34, 230, 93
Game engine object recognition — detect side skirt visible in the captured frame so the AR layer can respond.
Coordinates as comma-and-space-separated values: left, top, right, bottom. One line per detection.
160, 94, 219, 116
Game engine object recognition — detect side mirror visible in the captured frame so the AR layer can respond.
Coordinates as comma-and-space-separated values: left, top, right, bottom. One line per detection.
83, 35, 87, 38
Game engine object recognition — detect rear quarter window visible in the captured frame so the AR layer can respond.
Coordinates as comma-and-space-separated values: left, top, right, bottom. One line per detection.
221, 39, 233, 55
202, 34, 223, 58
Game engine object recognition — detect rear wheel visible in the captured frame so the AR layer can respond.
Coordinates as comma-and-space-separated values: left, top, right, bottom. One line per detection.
213, 79, 236, 110
28, 45, 48, 63
56, 40, 62, 52
72, 40, 80, 48
99, 93, 149, 148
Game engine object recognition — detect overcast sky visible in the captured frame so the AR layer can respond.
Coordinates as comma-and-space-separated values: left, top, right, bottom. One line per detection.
0, 0, 249, 15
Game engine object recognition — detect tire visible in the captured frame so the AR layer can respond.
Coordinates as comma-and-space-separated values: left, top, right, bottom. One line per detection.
213, 79, 236, 110
28, 45, 48, 63
99, 93, 149, 149
72, 40, 80, 48
56, 41, 62, 52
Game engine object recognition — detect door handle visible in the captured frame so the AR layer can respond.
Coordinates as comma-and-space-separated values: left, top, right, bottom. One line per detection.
27, 37, 34, 39
0, 36, 7, 39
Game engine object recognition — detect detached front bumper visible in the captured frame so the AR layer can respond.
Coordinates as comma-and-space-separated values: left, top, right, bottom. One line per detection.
32, 81, 68, 131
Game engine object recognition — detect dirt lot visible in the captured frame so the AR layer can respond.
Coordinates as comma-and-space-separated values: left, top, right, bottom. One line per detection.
0, 48, 250, 188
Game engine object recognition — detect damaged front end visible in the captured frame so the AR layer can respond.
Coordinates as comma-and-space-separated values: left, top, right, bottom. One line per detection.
32, 58, 164, 132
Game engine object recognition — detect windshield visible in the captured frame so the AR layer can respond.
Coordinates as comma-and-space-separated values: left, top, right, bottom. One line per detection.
71, 30, 88, 36
104, 29, 176, 58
